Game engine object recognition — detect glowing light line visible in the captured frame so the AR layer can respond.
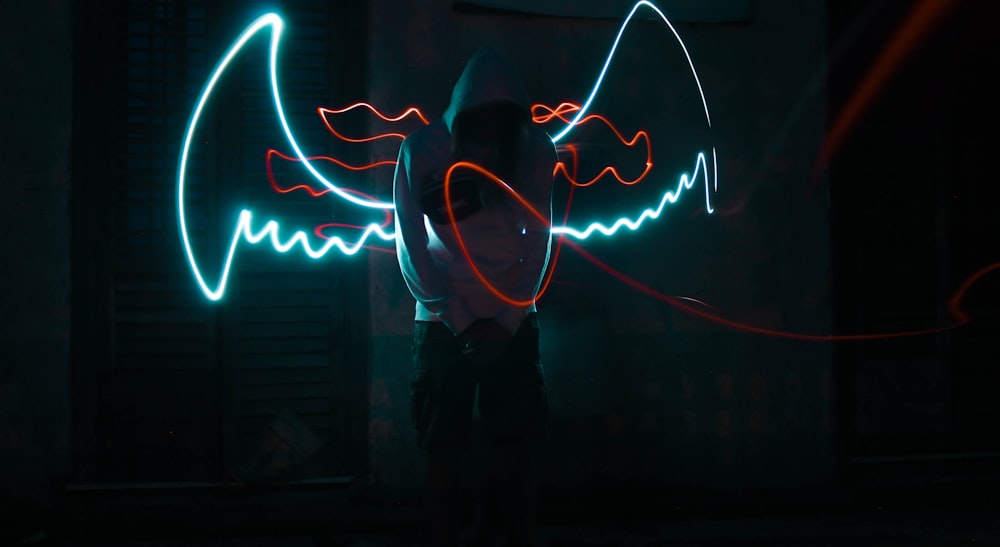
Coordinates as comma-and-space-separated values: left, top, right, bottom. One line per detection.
183, 210, 396, 300
815, 0, 957, 179
177, 13, 393, 209
549, 1, 712, 142
179, 2, 720, 301
535, 102, 653, 187
948, 261, 1000, 324
266, 149, 397, 197
551, 151, 713, 239
318, 103, 430, 143
177, 8, 993, 342
444, 161, 552, 307
322, 102, 430, 124
541, 1, 718, 197
240, 210, 396, 256
177, 13, 399, 299
566, 237, 974, 341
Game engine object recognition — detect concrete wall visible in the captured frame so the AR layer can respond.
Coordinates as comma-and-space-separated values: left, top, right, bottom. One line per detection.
365, 0, 833, 504
0, 0, 73, 502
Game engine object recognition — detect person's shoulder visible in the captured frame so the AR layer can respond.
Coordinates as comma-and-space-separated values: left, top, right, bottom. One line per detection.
402, 120, 449, 154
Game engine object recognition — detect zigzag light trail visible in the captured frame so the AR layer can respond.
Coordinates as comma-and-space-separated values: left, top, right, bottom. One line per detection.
533, 102, 654, 187
178, 1, 718, 301
551, 151, 713, 239
546, 0, 719, 195
285, 101, 715, 240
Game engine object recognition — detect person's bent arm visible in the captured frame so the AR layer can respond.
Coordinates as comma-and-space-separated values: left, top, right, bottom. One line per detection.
394, 139, 477, 335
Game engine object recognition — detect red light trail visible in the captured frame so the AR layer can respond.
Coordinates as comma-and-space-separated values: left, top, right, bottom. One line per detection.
268, 100, 995, 341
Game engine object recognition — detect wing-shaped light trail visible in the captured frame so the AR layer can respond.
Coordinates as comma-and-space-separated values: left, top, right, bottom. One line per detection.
177, 1, 718, 301
177, 1, 994, 340
178, 13, 395, 301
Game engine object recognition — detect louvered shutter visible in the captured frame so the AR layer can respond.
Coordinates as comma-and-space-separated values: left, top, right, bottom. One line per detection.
72, 0, 370, 485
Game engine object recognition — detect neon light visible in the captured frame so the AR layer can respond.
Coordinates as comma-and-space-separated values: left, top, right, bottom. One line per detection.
318, 103, 429, 143
535, 103, 653, 187
173, 6, 995, 343
551, 151, 713, 239
816, 0, 957, 180
179, 1, 720, 301
266, 149, 397, 197
541, 0, 718, 197
549, 2, 712, 138
444, 161, 552, 306
188, 211, 396, 301
239, 211, 394, 256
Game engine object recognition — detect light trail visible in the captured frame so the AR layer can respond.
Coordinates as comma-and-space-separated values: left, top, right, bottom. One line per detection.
178, 1, 718, 301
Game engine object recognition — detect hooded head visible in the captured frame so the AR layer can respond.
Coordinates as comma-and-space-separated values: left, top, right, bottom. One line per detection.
442, 47, 530, 133
416, 48, 538, 223
443, 47, 531, 186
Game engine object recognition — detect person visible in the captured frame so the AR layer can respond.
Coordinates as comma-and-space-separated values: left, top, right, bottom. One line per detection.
393, 47, 557, 547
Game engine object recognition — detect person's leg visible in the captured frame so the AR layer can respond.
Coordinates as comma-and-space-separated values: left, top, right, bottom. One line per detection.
411, 321, 477, 547
494, 440, 540, 546
478, 314, 548, 547
426, 447, 464, 547
466, 438, 500, 547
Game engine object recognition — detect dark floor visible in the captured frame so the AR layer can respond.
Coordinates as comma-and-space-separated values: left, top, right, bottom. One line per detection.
7, 481, 1000, 546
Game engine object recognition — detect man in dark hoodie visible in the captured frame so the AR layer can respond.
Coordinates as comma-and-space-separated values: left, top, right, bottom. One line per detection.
394, 47, 557, 547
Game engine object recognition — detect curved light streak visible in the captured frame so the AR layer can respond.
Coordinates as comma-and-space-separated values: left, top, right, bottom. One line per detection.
318, 103, 430, 142
543, 0, 719, 199
178, 1, 720, 300
266, 149, 397, 197
548, 1, 712, 137
240, 210, 395, 257
173, 5, 993, 343
444, 161, 552, 307
191, 210, 396, 301
551, 151, 713, 239
536, 102, 654, 187
177, 12, 396, 299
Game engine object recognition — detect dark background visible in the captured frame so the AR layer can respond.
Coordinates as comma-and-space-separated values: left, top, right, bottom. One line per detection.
1, 0, 998, 543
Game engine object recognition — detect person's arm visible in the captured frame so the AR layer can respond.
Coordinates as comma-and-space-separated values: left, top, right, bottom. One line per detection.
394, 138, 478, 335
493, 139, 557, 335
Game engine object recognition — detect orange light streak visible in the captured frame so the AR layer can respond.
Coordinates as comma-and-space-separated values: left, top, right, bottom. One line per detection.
534, 102, 653, 187
816, 0, 958, 178
266, 149, 396, 198
317, 103, 430, 143
444, 161, 555, 307
293, 99, 993, 341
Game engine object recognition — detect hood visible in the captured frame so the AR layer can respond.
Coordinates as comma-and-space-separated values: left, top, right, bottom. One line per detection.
442, 47, 530, 133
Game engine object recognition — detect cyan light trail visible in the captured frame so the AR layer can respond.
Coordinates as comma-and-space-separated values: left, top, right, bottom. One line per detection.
550, 151, 712, 239
546, 0, 718, 198
177, 1, 717, 301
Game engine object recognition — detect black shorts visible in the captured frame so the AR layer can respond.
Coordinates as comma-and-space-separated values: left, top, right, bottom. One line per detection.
410, 313, 549, 450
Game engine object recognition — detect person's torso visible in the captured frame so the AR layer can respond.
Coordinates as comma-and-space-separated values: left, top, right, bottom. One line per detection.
405, 121, 555, 301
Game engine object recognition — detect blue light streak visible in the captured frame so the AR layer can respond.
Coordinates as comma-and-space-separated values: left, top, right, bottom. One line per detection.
549, 0, 712, 142
551, 151, 713, 239
177, 13, 397, 300
177, 2, 718, 301
546, 0, 718, 198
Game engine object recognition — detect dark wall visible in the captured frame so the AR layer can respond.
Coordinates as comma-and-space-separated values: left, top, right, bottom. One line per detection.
0, 0, 74, 501
23, 0, 989, 514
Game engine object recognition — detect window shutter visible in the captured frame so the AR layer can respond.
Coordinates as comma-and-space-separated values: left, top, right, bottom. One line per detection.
74, 0, 370, 485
